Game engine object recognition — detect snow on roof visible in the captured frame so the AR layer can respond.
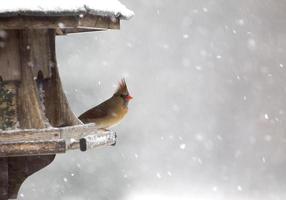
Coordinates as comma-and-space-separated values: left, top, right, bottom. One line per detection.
0, 0, 134, 20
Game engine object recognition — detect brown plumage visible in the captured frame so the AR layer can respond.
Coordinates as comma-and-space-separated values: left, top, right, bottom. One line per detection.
79, 79, 132, 129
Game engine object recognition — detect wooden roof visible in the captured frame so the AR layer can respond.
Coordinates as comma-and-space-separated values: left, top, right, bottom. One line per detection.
0, 0, 134, 33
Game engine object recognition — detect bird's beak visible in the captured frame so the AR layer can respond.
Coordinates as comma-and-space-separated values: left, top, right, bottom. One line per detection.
126, 95, 133, 100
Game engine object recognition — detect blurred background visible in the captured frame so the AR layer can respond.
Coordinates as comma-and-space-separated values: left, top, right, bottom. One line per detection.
20, 0, 286, 199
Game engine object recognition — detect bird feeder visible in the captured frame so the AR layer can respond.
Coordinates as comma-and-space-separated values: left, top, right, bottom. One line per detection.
0, 1, 133, 199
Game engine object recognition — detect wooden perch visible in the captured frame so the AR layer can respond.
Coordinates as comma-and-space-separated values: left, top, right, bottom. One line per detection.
78, 130, 116, 151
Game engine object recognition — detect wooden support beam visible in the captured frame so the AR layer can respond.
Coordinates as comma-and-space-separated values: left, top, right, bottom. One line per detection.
17, 29, 49, 129
0, 123, 96, 142
0, 124, 117, 156
0, 139, 66, 157
0, 15, 120, 32
0, 30, 21, 81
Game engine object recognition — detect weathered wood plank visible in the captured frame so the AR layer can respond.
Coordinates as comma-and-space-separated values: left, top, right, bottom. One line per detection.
17, 30, 49, 129
28, 29, 52, 79
0, 139, 66, 157
0, 15, 120, 32
0, 124, 116, 153
0, 123, 96, 142
0, 30, 21, 81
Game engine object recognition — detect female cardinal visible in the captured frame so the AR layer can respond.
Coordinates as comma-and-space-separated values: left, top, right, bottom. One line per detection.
79, 79, 133, 129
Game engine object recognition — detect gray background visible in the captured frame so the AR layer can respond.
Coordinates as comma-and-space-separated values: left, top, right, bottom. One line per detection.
20, 0, 286, 199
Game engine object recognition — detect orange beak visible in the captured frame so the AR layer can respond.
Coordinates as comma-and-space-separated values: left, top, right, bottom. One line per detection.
126, 95, 133, 100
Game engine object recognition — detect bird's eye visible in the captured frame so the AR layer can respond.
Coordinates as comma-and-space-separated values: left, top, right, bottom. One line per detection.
120, 94, 126, 98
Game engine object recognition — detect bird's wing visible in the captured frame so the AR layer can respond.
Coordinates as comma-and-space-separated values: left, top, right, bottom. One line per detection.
78, 100, 111, 123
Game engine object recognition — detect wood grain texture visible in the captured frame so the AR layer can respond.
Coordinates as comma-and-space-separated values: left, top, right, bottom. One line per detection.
0, 123, 96, 142
0, 30, 21, 81
17, 30, 49, 129
28, 29, 52, 79
0, 15, 120, 33
0, 140, 66, 157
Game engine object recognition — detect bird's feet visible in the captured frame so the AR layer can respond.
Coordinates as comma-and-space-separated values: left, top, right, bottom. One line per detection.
111, 132, 117, 146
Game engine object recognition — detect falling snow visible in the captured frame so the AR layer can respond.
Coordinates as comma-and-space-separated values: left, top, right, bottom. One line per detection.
264, 135, 272, 142
58, 22, 65, 28
180, 143, 186, 150
202, 7, 208, 12
195, 65, 202, 70
212, 186, 218, 192
16, 1, 286, 200
183, 34, 189, 39
247, 38, 256, 50
195, 134, 204, 141
156, 173, 162, 179
0, 30, 7, 39
236, 19, 245, 26
262, 157, 266, 163
264, 114, 269, 120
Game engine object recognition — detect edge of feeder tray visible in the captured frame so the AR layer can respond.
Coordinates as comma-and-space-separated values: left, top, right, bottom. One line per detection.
0, 123, 116, 157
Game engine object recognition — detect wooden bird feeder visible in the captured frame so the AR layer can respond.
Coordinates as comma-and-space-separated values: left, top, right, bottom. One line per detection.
0, 1, 133, 199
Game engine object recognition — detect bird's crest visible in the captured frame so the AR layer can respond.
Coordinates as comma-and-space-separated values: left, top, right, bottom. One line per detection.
115, 78, 129, 95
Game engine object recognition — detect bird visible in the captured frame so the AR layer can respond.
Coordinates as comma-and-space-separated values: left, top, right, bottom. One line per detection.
79, 79, 133, 130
